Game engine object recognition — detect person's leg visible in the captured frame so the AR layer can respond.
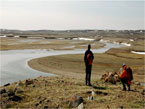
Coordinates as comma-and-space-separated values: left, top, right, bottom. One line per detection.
85, 67, 88, 85
121, 78, 126, 90
127, 84, 130, 91
88, 66, 92, 86
86, 65, 89, 85
127, 81, 131, 91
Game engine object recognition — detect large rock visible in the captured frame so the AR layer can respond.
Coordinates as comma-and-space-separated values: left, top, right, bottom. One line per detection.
7, 89, 15, 96
77, 103, 84, 109
9, 95, 22, 101
69, 95, 83, 108
101, 72, 119, 84
0, 88, 6, 94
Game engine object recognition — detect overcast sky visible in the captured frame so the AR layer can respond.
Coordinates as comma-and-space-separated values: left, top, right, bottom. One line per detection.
0, 0, 144, 30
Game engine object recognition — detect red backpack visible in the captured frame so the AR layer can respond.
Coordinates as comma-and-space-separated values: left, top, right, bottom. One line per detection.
126, 67, 133, 81
87, 54, 93, 65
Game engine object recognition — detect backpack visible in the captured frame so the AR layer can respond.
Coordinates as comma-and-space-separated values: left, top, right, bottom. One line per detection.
87, 54, 92, 65
126, 67, 133, 81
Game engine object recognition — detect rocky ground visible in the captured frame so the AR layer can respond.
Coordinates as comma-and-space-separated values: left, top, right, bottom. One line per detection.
0, 76, 144, 108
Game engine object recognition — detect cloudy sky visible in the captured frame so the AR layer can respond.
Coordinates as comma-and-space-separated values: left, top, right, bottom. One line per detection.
0, 0, 144, 30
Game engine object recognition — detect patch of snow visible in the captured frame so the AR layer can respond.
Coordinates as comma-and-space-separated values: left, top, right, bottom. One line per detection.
14, 35, 19, 38
131, 51, 145, 55
121, 43, 131, 46
73, 38, 95, 41
0, 35, 6, 38
130, 39, 134, 42
113, 41, 120, 45
99, 39, 109, 43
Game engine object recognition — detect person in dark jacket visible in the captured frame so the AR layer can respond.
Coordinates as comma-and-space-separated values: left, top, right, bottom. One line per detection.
84, 44, 94, 86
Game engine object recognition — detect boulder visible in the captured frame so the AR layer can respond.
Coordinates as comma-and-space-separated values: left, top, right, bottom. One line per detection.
77, 103, 84, 109
7, 89, 15, 96
69, 95, 83, 108
0, 88, 6, 94
9, 95, 22, 101
101, 72, 120, 84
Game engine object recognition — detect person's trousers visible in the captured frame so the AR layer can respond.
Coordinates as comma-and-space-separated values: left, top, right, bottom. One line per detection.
85, 65, 92, 85
120, 78, 130, 91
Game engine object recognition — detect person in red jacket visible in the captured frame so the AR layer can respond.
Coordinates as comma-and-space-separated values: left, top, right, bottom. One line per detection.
120, 64, 131, 91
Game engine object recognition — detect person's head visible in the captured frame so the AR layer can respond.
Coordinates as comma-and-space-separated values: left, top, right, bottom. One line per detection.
122, 63, 127, 69
88, 44, 91, 50
122, 63, 126, 68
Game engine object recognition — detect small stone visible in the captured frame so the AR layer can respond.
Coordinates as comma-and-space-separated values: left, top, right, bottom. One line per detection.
25, 79, 33, 86
92, 91, 95, 96
88, 96, 94, 101
107, 105, 110, 108
0, 88, 6, 94
16, 88, 24, 94
120, 106, 123, 109
32, 85, 36, 88
35, 103, 39, 107
44, 106, 48, 109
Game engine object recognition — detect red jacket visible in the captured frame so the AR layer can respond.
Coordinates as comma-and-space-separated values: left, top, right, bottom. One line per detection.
120, 65, 131, 85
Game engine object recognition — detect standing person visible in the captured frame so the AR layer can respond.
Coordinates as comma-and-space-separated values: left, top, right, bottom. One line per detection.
120, 64, 133, 91
84, 44, 94, 86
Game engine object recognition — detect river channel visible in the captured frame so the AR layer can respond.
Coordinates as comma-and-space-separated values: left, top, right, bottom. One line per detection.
0, 43, 125, 86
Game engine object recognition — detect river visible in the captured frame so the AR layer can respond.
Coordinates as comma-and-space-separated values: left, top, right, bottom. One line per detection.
0, 43, 125, 86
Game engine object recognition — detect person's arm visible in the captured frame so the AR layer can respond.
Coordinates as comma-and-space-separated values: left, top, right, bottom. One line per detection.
91, 51, 94, 60
84, 51, 87, 62
120, 70, 127, 79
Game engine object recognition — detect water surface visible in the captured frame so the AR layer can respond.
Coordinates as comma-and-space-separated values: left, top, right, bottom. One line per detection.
0, 43, 125, 86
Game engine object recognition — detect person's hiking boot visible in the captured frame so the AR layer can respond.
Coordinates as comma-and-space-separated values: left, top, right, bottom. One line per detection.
122, 88, 126, 91
88, 84, 92, 86
128, 86, 131, 91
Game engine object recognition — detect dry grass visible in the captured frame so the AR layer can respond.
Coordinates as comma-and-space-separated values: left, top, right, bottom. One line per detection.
0, 76, 144, 108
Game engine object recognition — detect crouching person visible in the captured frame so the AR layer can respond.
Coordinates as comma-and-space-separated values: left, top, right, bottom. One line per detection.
120, 64, 133, 91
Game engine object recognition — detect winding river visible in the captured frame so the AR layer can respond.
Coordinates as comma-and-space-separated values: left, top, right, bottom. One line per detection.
0, 43, 125, 86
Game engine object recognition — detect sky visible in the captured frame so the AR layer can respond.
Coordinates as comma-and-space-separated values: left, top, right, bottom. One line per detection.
0, 0, 144, 30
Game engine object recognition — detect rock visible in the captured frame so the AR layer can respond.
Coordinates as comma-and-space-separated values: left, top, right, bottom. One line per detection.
7, 89, 15, 96
25, 79, 33, 86
77, 103, 84, 109
0, 88, 6, 94
69, 95, 83, 108
4, 83, 10, 87
9, 95, 22, 101
92, 91, 95, 96
141, 89, 145, 95
32, 85, 36, 88
15, 88, 24, 94
107, 105, 110, 108
88, 96, 94, 101
35, 103, 39, 107
120, 106, 123, 109
44, 106, 48, 109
